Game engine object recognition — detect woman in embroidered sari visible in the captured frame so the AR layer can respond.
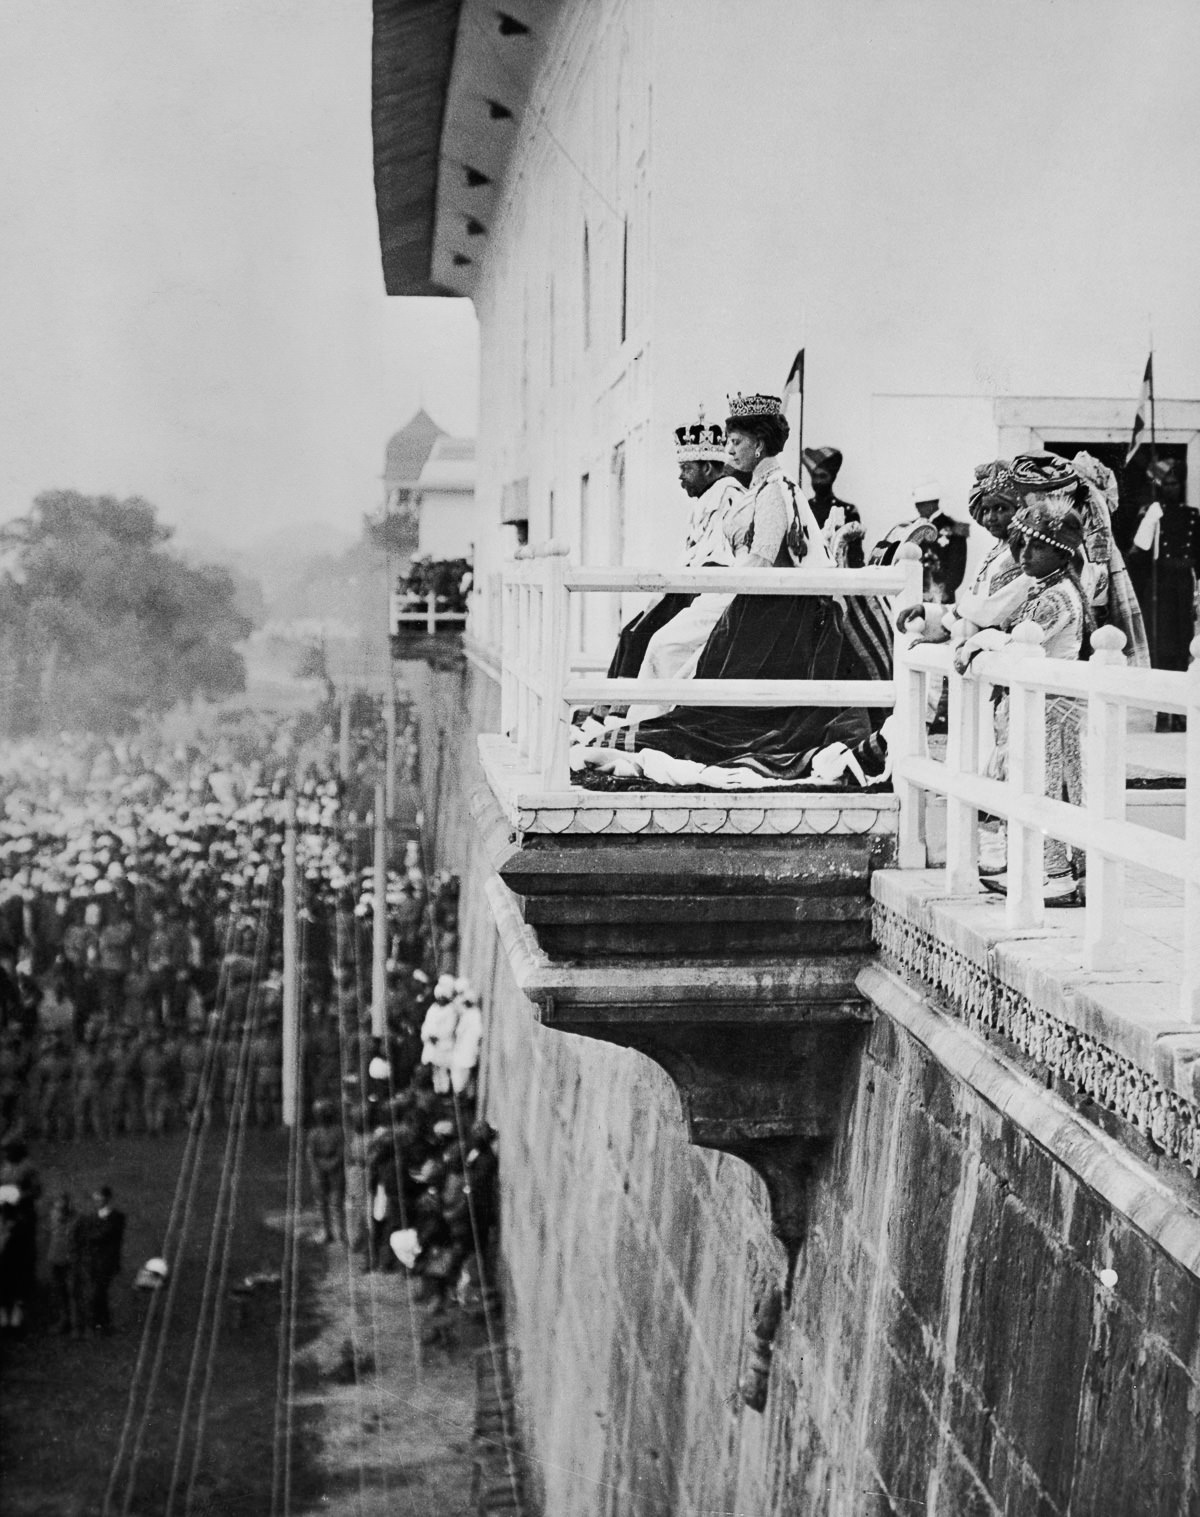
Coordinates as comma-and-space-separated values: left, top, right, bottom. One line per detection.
899, 459, 1025, 648
583, 393, 877, 779
954, 494, 1091, 904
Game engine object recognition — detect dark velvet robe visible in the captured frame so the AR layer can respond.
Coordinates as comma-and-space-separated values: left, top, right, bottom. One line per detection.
594, 540, 877, 778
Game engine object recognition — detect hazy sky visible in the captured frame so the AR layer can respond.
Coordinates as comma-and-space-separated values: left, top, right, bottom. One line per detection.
0, 0, 479, 551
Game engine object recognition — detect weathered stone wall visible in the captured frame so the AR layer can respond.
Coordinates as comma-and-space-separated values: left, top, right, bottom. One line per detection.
407, 653, 1200, 1516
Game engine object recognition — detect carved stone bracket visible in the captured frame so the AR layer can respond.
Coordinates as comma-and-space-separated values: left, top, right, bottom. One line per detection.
474, 778, 889, 1268
597, 1019, 866, 1264
486, 873, 869, 1266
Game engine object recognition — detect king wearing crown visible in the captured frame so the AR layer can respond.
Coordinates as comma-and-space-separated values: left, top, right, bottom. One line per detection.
595, 407, 752, 694
674, 413, 726, 464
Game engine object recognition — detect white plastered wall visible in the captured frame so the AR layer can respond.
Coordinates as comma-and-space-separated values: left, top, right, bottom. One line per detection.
465, 0, 1200, 654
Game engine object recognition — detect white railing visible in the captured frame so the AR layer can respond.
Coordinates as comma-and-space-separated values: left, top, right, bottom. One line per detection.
498, 539, 924, 789
893, 626, 1200, 1019
390, 592, 468, 637
496, 540, 1200, 1016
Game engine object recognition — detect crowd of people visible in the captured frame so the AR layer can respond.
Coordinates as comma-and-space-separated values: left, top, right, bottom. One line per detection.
0, 701, 498, 1346
394, 556, 473, 617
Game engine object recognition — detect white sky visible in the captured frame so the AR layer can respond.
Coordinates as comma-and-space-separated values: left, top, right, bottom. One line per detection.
0, 0, 479, 551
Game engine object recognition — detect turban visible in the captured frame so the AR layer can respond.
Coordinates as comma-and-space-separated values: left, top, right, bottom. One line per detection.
968, 460, 1019, 524
1150, 457, 1181, 486
1072, 452, 1119, 515
1009, 452, 1080, 513
1015, 503, 1085, 559
801, 446, 843, 480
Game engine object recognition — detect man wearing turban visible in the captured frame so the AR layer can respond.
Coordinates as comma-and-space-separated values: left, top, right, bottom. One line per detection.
802, 446, 862, 557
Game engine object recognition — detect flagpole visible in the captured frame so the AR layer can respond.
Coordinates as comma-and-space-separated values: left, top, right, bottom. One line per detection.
796, 381, 805, 490
1150, 351, 1160, 665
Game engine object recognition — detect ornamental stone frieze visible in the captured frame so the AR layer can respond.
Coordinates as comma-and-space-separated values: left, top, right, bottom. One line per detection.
871, 871, 1200, 1191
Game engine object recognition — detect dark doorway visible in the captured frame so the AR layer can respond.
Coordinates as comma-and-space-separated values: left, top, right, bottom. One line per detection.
1043, 438, 1188, 555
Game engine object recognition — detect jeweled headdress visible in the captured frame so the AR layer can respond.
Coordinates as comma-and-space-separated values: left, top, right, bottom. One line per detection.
968, 459, 1019, 523
726, 392, 782, 420
1014, 503, 1085, 558
673, 406, 726, 463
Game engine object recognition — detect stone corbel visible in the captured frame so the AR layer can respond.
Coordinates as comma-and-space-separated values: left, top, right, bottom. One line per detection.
486, 875, 870, 1267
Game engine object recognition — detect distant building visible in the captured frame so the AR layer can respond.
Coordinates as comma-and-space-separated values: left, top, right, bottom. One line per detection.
382, 409, 478, 563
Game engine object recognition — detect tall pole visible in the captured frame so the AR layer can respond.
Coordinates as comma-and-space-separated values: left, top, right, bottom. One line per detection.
338, 690, 351, 781
282, 794, 299, 1128
384, 682, 397, 821
1150, 351, 1160, 664
371, 781, 387, 1038
796, 381, 805, 491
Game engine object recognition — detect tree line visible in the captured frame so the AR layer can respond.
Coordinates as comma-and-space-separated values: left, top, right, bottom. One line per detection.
0, 491, 252, 734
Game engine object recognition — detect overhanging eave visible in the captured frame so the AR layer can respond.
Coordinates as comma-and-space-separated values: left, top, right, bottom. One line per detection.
372, 0, 558, 298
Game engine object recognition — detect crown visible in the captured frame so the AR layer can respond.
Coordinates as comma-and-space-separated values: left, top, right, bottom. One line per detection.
726, 392, 782, 420
674, 405, 726, 462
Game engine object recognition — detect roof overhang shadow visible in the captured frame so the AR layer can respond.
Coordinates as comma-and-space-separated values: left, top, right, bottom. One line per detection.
372, 0, 553, 299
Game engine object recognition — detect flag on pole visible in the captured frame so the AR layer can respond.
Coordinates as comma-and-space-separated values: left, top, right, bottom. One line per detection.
782, 349, 805, 408
1126, 354, 1153, 464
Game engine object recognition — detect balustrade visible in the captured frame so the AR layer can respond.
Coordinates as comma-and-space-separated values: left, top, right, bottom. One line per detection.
894, 626, 1200, 1020
491, 541, 1200, 1020
497, 540, 923, 788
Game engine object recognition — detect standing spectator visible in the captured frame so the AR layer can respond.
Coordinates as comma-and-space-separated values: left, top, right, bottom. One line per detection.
802, 446, 862, 548
179, 1030, 207, 1122
420, 979, 459, 1095
37, 1036, 72, 1142
61, 907, 99, 1032
343, 1108, 371, 1260
220, 1029, 243, 1123
72, 1034, 108, 1141
97, 906, 134, 1021
306, 1099, 345, 1245
109, 1030, 142, 1136
46, 1191, 83, 1336
450, 990, 483, 1097
78, 1184, 126, 1336
870, 480, 970, 602
251, 1019, 282, 1127
1124, 459, 1200, 727
0, 1140, 41, 1331
464, 1121, 499, 1268
139, 1031, 170, 1137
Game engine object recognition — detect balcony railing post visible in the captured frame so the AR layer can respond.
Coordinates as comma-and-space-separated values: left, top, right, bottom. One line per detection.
1004, 621, 1047, 928
500, 573, 517, 739
426, 592, 437, 636
518, 581, 532, 763
522, 580, 537, 766
1184, 636, 1200, 1020
1083, 627, 1128, 971
539, 542, 572, 788
944, 661, 980, 894
892, 544, 928, 869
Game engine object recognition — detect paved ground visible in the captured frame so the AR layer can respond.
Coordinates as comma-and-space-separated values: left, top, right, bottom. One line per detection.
290, 1230, 484, 1517
0, 1132, 485, 1516
0, 1127, 312, 1516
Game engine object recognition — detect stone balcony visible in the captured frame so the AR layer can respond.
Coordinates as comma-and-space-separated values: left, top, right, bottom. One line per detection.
468, 549, 925, 1261
474, 732, 904, 1262
389, 597, 467, 668
471, 546, 1200, 1264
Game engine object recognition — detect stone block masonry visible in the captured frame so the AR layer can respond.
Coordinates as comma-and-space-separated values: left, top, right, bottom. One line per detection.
405, 654, 1200, 1515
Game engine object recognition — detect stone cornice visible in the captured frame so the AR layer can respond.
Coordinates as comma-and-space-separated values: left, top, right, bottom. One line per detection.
479, 733, 899, 840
